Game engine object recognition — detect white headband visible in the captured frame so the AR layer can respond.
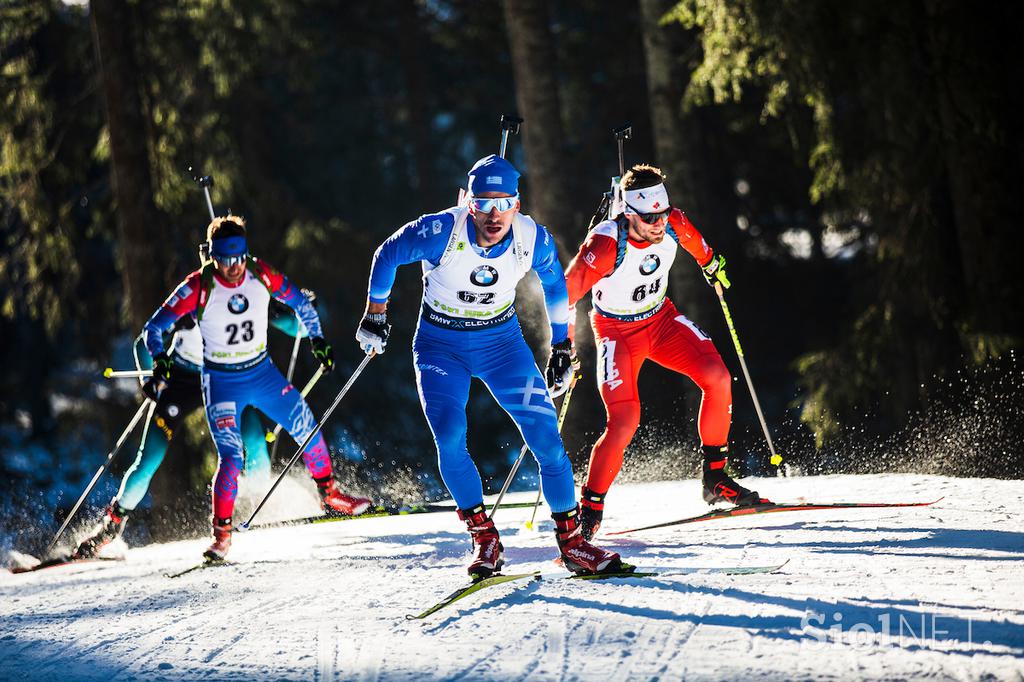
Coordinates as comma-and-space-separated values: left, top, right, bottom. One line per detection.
622, 183, 670, 214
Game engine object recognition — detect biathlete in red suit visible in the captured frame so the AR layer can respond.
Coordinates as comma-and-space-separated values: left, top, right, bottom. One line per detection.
565, 164, 770, 539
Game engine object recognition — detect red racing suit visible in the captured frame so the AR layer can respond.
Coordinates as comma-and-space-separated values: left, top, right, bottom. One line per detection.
565, 209, 732, 495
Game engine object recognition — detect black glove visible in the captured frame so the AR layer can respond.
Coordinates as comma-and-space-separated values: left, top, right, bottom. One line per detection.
142, 353, 172, 401
310, 337, 335, 373
701, 253, 731, 289
545, 338, 577, 398
356, 312, 390, 356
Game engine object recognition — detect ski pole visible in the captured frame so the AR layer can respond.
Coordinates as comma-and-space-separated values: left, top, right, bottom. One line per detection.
713, 282, 783, 468
188, 166, 217, 220
267, 323, 305, 457
522, 368, 582, 529
266, 365, 325, 444
103, 368, 153, 379
498, 114, 523, 159
491, 366, 581, 521
45, 399, 154, 555
238, 355, 372, 530
614, 124, 632, 177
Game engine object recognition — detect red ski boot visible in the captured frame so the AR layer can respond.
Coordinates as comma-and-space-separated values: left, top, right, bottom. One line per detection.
74, 502, 129, 559
457, 504, 504, 581
203, 517, 232, 561
553, 506, 623, 575
315, 476, 372, 516
701, 446, 768, 506
579, 487, 605, 541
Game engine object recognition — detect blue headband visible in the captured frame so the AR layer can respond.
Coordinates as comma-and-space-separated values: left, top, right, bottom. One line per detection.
210, 235, 248, 258
467, 154, 520, 196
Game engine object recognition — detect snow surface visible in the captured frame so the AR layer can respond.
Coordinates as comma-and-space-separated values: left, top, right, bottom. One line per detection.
1, 474, 1022, 681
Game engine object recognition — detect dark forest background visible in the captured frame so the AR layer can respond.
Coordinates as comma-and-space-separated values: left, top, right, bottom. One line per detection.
2, 0, 1022, 544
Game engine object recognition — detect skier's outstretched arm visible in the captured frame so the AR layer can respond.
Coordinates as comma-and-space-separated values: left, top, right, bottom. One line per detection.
669, 209, 729, 287
253, 258, 323, 339
358, 213, 451, 354
269, 289, 317, 338
143, 272, 201, 359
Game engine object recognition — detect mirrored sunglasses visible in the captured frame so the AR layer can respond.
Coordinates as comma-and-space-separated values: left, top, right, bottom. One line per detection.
469, 195, 519, 213
213, 253, 247, 267
627, 204, 671, 224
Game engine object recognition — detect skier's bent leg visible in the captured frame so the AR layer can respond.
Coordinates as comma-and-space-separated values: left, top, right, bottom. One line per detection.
116, 421, 171, 510
240, 408, 272, 479
693, 353, 732, 447
484, 364, 575, 513
584, 399, 641, 494
256, 368, 373, 514
207, 407, 246, 520
416, 359, 482, 508
252, 363, 333, 479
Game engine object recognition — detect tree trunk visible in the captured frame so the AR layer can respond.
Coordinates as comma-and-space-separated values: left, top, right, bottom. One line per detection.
90, 0, 170, 329
396, 0, 437, 204
638, 0, 717, 320
502, 0, 574, 252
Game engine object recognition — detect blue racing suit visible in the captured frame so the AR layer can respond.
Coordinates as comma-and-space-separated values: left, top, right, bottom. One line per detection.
368, 206, 576, 512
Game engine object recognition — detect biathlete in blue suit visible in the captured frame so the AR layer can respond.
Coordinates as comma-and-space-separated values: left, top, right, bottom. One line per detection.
73, 254, 312, 559
142, 216, 371, 560
356, 155, 625, 578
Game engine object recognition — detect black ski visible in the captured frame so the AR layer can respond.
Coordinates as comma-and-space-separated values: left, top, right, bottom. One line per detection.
406, 562, 788, 620
165, 558, 231, 579
246, 500, 540, 531
8, 554, 124, 574
606, 498, 943, 536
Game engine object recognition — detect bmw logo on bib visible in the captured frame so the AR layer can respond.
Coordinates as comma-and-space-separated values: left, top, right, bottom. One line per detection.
228, 293, 249, 314
470, 265, 499, 287
639, 254, 661, 275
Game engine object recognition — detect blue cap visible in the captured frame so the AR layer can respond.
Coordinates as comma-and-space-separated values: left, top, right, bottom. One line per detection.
467, 154, 520, 196
210, 235, 248, 258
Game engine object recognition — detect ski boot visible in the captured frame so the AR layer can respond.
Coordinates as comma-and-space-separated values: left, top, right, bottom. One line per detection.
203, 517, 232, 561
457, 504, 504, 581
73, 502, 129, 559
553, 506, 623, 575
701, 445, 767, 506
579, 487, 605, 541
315, 476, 372, 516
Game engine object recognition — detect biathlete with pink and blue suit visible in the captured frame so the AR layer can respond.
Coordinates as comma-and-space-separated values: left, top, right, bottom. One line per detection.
354, 155, 626, 579
143, 215, 370, 560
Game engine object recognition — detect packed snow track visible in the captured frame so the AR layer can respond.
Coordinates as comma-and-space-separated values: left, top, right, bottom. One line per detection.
1, 474, 1021, 681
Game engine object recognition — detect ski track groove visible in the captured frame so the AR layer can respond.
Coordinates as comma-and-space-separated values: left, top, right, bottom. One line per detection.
109, 593, 295, 679
203, 630, 246, 664
351, 628, 383, 682
316, 622, 336, 682
654, 592, 713, 679
15, 574, 143, 676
